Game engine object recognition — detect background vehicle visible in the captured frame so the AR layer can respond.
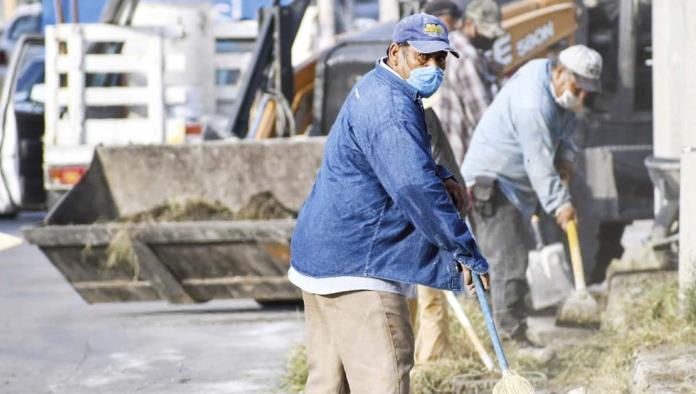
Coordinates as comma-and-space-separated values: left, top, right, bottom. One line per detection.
0, 3, 42, 86
0, 0, 262, 214
0, 35, 45, 216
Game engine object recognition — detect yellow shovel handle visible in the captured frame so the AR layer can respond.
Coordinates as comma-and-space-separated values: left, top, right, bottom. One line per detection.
566, 219, 587, 290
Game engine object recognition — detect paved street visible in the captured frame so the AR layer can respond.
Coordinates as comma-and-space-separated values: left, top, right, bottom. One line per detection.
0, 213, 304, 394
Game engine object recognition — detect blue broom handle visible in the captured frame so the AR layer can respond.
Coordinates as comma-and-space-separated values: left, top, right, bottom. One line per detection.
472, 273, 510, 372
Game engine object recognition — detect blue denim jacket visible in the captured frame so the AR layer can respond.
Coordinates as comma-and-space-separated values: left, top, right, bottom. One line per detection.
290, 61, 488, 291
461, 59, 577, 218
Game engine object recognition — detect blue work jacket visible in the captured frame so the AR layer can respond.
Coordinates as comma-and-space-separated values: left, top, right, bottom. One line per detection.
290, 61, 488, 291
461, 59, 577, 218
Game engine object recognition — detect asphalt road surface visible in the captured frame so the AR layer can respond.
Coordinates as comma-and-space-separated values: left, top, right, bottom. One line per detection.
0, 213, 305, 394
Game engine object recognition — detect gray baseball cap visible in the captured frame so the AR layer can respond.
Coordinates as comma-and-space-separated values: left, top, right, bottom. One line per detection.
559, 45, 603, 93
466, 0, 505, 39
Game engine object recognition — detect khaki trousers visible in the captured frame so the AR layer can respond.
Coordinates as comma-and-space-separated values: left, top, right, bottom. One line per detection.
408, 286, 450, 365
302, 290, 414, 394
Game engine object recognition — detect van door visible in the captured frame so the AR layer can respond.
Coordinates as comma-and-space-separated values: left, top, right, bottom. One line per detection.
0, 35, 45, 215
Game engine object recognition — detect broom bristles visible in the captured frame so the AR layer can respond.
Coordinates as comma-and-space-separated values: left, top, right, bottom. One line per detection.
556, 290, 601, 328
492, 370, 536, 394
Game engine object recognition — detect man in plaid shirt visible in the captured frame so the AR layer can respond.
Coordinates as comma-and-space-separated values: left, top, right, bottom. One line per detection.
427, 0, 504, 166
407, 0, 504, 368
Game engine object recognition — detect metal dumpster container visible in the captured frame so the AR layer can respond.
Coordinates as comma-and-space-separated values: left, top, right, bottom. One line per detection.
24, 137, 325, 304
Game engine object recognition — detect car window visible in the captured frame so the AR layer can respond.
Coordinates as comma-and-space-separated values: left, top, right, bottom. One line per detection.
8, 15, 40, 41
12, 44, 45, 103
15, 59, 44, 97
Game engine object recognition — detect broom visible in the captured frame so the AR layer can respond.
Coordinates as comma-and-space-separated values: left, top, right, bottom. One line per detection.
471, 273, 535, 393
555, 219, 601, 328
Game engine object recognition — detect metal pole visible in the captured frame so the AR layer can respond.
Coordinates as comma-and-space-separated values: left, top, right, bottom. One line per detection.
71, 0, 80, 23
273, 0, 282, 101
616, 0, 636, 120
54, 0, 65, 24
275, 2, 294, 104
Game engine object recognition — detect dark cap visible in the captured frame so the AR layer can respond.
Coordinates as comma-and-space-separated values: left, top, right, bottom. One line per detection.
423, 0, 462, 19
393, 13, 460, 58
466, 0, 505, 39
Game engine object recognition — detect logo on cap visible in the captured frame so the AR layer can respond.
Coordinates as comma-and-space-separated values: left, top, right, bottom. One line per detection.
586, 63, 601, 78
423, 23, 444, 36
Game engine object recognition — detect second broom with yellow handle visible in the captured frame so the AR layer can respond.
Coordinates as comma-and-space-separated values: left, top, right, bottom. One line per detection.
556, 219, 601, 328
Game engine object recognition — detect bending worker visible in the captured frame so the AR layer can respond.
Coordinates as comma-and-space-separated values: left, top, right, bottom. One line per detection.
289, 13, 490, 393
462, 45, 603, 346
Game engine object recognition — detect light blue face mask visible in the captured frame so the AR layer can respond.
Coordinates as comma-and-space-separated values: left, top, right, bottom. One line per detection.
407, 65, 444, 98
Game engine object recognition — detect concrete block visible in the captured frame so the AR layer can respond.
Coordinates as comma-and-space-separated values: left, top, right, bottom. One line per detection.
630, 345, 696, 393
602, 271, 677, 331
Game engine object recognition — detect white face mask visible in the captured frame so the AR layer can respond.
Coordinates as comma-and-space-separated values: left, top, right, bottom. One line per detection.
551, 82, 584, 113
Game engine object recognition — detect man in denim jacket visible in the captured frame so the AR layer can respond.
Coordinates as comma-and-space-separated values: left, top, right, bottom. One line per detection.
289, 13, 490, 393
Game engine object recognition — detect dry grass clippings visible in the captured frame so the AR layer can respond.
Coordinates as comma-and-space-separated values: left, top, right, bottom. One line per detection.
280, 277, 696, 393
102, 224, 140, 281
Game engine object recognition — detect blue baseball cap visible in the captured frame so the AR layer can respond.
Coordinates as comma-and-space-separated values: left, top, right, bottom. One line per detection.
392, 13, 460, 58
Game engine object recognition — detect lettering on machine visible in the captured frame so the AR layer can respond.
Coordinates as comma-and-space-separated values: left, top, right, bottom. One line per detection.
516, 21, 555, 58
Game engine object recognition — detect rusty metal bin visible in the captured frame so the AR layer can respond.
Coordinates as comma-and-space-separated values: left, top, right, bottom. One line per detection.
24, 220, 299, 304
24, 138, 325, 304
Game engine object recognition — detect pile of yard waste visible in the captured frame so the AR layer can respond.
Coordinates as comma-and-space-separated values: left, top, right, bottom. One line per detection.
99, 191, 296, 278
281, 276, 696, 393
119, 191, 296, 222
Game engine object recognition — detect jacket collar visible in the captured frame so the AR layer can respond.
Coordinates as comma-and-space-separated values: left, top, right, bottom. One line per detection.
374, 57, 421, 102
545, 60, 557, 102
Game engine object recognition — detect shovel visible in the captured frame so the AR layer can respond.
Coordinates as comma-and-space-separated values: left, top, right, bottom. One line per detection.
525, 214, 573, 310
